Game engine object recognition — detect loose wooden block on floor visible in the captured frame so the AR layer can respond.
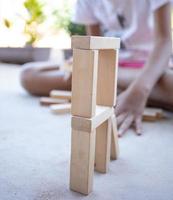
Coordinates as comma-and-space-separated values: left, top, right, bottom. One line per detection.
143, 108, 163, 121
71, 49, 98, 118
72, 36, 120, 50
50, 103, 71, 114
70, 129, 96, 195
40, 97, 68, 106
50, 90, 71, 101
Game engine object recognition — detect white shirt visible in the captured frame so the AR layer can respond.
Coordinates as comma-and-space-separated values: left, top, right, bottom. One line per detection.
72, 0, 172, 60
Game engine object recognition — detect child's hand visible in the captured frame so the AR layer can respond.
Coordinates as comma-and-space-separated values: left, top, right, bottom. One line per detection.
115, 84, 149, 137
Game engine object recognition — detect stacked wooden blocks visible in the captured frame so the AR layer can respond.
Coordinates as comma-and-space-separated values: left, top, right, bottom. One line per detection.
70, 36, 120, 195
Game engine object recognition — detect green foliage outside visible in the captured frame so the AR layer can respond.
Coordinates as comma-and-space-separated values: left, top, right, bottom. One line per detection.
52, 1, 86, 36
23, 0, 46, 46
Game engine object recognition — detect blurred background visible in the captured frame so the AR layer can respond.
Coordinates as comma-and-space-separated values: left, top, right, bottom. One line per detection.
0, 0, 87, 63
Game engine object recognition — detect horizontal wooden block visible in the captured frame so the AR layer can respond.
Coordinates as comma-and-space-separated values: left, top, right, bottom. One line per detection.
50, 90, 71, 101
143, 108, 163, 121
40, 97, 68, 106
71, 106, 113, 132
71, 36, 120, 50
50, 103, 71, 114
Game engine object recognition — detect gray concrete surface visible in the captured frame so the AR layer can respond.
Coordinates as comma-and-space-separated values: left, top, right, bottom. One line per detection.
0, 63, 173, 200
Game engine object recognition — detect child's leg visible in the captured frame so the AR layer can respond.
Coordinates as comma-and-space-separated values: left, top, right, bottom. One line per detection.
118, 67, 173, 111
21, 62, 72, 96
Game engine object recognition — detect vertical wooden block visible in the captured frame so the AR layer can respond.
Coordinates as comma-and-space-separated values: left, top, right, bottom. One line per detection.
70, 129, 96, 195
111, 115, 119, 160
71, 49, 98, 118
95, 118, 111, 173
97, 50, 118, 106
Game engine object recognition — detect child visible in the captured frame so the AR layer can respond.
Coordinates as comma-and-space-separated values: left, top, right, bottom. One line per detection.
21, 0, 172, 136
72, 0, 172, 136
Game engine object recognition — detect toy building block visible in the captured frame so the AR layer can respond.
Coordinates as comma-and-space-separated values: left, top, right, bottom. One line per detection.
143, 107, 163, 121
72, 36, 120, 50
71, 106, 113, 132
97, 49, 118, 106
70, 36, 120, 195
70, 129, 96, 195
40, 97, 68, 106
50, 90, 71, 101
110, 115, 119, 160
50, 103, 71, 114
71, 49, 98, 118
95, 118, 111, 173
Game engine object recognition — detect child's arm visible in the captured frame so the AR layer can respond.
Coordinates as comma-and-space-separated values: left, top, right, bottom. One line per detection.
115, 3, 172, 137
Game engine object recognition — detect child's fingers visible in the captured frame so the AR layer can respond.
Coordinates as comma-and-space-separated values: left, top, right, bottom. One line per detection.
117, 112, 128, 127
118, 114, 134, 137
134, 117, 142, 136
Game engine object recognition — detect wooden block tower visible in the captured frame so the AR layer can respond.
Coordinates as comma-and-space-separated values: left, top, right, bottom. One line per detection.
70, 36, 120, 195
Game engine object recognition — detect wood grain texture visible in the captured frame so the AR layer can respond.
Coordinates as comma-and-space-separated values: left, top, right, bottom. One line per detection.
71, 36, 120, 50
95, 118, 111, 173
70, 129, 96, 195
97, 50, 118, 106
71, 106, 113, 132
71, 49, 98, 118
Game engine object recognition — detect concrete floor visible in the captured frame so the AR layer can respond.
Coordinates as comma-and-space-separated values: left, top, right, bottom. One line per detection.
0, 63, 173, 200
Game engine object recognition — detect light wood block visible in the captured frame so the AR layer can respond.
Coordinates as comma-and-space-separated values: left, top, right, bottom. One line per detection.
97, 50, 118, 106
40, 97, 68, 106
95, 118, 111, 173
72, 106, 113, 132
71, 36, 120, 50
50, 103, 71, 114
71, 49, 98, 118
50, 90, 71, 101
110, 115, 119, 160
143, 108, 163, 121
70, 129, 96, 195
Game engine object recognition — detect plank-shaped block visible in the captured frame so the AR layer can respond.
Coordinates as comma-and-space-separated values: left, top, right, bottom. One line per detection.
70, 129, 96, 195
72, 36, 120, 50
50, 103, 71, 114
143, 108, 163, 121
50, 90, 71, 101
95, 118, 111, 173
71, 49, 98, 118
110, 115, 119, 160
97, 50, 118, 106
40, 97, 68, 106
71, 106, 113, 132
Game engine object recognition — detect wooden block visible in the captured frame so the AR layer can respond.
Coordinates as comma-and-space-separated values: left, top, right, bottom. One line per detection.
39, 97, 68, 106
97, 50, 118, 106
70, 129, 96, 195
110, 115, 119, 160
50, 103, 71, 114
95, 118, 111, 173
72, 106, 113, 132
71, 36, 120, 50
71, 49, 98, 118
50, 90, 71, 101
143, 108, 163, 121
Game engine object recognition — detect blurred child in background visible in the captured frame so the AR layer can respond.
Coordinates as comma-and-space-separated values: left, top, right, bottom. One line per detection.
21, 0, 172, 136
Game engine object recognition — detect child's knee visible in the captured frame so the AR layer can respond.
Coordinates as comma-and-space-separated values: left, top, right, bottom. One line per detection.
20, 63, 38, 94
